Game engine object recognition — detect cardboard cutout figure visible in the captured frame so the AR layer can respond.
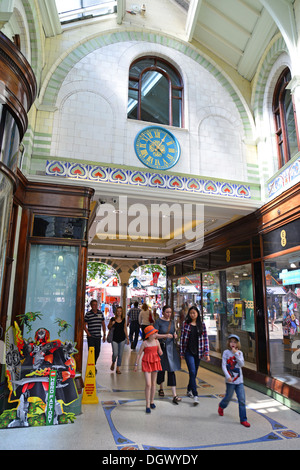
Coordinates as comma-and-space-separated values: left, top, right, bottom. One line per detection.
1, 322, 78, 428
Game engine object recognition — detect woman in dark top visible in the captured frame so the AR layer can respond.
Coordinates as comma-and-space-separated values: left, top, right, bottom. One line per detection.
180, 306, 210, 405
108, 306, 129, 374
154, 305, 181, 404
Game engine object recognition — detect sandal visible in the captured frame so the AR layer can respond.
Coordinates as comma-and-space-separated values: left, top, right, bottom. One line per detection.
158, 389, 164, 397
172, 396, 182, 405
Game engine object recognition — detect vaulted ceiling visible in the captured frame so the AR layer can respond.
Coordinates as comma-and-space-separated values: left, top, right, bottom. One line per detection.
185, 0, 279, 81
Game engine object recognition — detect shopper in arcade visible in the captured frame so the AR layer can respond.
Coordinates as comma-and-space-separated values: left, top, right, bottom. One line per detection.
108, 306, 129, 374
84, 299, 106, 372
180, 305, 210, 405
154, 305, 182, 404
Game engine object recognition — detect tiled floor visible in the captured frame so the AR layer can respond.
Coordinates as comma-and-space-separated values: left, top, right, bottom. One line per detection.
1, 338, 300, 450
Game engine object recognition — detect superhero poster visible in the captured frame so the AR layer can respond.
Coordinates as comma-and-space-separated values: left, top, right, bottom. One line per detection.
0, 322, 78, 429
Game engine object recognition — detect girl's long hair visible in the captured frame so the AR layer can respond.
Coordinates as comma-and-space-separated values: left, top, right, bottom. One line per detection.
185, 306, 203, 335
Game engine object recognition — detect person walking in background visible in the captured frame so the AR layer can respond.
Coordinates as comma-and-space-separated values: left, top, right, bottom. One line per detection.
134, 325, 163, 414
180, 306, 210, 405
154, 305, 181, 404
84, 299, 106, 372
127, 301, 141, 350
218, 334, 250, 428
108, 306, 129, 374
139, 302, 153, 339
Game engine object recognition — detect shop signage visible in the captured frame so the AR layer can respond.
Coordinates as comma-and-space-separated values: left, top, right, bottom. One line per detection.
263, 219, 300, 256
279, 269, 300, 285
46, 370, 57, 426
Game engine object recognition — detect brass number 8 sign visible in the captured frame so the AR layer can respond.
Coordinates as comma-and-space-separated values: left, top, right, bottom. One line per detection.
280, 230, 287, 247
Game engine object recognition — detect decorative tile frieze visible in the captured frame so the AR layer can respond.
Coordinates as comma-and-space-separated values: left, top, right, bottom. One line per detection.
267, 155, 300, 199
46, 160, 252, 199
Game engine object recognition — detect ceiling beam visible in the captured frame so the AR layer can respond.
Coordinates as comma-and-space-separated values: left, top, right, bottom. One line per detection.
186, 0, 203, 42
37, 0, 62, 37
259, 0, 298, 55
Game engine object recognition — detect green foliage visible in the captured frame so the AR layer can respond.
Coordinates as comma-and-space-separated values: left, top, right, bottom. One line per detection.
87, 262, 111, 281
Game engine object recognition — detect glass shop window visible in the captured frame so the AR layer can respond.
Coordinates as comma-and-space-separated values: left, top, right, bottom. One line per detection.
203, 265, 256, 369
24, 245, 79, 342
172, 274, 201, 345
265, 251, 300, 389
32, 215, 87, 240
0, 105, 20, 172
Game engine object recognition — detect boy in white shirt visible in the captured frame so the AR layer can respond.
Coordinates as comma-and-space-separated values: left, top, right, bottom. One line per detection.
218, 334, 250, 427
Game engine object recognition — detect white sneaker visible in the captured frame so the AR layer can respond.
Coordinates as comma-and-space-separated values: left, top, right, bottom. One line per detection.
187, 391, 194, 398
193, 396, 199, 406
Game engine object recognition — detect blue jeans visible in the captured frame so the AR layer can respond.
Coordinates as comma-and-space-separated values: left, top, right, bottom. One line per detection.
219, 383, 247, 422
184, 350, 201, 397
129, 321, 140, 349
112, 340, 126, 367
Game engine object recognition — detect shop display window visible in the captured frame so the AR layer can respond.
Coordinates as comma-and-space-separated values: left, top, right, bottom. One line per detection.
0, 104, 20, 172
24, 245, 79, 342
265, 252, 300, 389
172, 265, 256, 369
203, 265, 256, 368
172, 274, 201, 346
0, 174, 13, 298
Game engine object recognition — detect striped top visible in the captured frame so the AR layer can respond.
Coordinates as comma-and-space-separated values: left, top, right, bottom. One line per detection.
84, 309, 105, 338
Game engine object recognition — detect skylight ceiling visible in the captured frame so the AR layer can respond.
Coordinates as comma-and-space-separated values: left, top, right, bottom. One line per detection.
55, 0, 117, 24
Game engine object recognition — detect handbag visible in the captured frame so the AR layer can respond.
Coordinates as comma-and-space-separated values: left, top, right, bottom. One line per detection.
159, 320, 172, 352
107, 321, 115, 343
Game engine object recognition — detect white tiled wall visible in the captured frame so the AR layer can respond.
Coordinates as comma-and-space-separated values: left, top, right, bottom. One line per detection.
50, 41, 247, 181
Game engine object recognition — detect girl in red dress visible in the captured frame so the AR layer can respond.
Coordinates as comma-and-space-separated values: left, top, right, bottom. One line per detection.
134, 325, 163, 413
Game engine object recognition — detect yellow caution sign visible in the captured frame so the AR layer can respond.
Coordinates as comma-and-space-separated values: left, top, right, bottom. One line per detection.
82, 347, 98, 404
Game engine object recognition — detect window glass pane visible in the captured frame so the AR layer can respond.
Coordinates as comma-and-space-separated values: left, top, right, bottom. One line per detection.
265, 252, 300, 390
32, 216, 87, 240
285, 89, 298, 157
130, 59, 155, 79
24, 245, 79, 343
0, 108, 20, 172
172, 98, 181, 128
203, 265, 256, 368
128, 57, 183, 127
172, 274, 201, 346
83, 0, 103, 6
128, 83, 138, 119
141, 71, 169, 124
56, 0, 81, 13
55, 0, 116, 22
279, 142, 285, 167
0, 173, 13, 299
162, 62, 181, 87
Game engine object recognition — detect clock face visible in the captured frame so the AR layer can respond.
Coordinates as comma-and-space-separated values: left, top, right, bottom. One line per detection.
134, 126, 180, 170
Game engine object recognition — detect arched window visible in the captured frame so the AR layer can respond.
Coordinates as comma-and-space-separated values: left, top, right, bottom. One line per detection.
128, 57, 184, 127
273, 68, 300, 168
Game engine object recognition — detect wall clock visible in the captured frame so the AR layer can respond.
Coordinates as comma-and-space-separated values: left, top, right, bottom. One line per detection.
134, 126, 180, 170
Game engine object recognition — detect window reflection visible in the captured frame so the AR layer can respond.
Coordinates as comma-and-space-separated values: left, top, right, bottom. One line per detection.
266, 252, 300, 389
24, 245, 79, 342
173, 264, 256, 369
